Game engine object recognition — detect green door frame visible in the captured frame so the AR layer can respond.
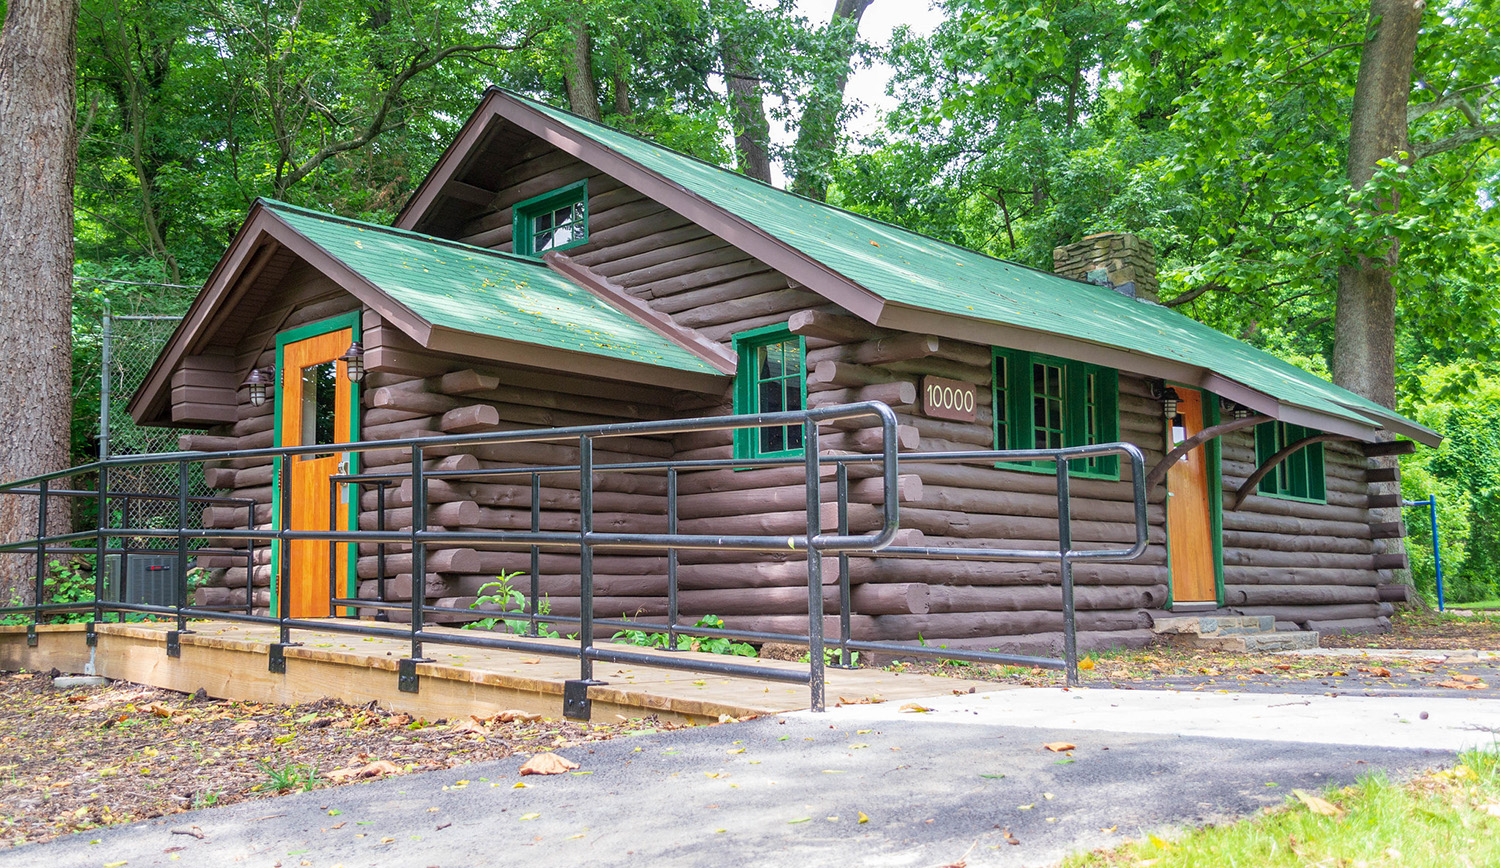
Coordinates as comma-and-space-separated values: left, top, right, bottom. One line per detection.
269, 310, 363, 616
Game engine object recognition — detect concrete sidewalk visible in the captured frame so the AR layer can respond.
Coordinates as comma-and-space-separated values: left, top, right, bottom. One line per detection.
7, 685, 1476, 868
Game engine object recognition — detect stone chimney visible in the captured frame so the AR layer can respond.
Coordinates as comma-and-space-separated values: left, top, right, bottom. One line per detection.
1053, 233, 1159, 304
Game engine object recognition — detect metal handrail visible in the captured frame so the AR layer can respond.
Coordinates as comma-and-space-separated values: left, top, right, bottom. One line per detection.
0, 402, 1150, 715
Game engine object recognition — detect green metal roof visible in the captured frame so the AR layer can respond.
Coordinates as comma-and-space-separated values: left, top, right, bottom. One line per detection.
514, 94, 1432, 440
263, 200, 721, 376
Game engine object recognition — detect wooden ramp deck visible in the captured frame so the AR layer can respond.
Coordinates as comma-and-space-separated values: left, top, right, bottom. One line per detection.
0, 621, 1002, 723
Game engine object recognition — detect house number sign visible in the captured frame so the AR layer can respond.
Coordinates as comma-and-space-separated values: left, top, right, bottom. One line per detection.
922, 376, 976, 422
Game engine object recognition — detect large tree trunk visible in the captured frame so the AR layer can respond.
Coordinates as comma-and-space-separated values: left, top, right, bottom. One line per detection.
562, 16, 601, 122
0, 0, 79, 605
1332, 0, 1425, 592
721, 33, 773, 184
1331, 0, 1424, 409
789, 0, 871, 201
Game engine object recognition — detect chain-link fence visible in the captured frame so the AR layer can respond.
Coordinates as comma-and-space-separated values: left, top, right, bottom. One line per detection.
98, 308, 212, 549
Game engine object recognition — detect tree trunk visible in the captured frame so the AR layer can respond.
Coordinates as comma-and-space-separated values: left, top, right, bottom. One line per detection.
1332, 0, 1425, 592
0, 0, 79, 605
789, 0, 872, 201
1331, 0, 1424, 409
562, 16, 601, 122
721, 32, 773, 184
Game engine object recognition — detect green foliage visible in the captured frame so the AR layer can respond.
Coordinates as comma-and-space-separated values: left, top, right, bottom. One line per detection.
464, 571, 560, 638
1401, 363, 1500, 603
257, 759, 318, 792
611, 614, 756, 657
797, 647, 859, 667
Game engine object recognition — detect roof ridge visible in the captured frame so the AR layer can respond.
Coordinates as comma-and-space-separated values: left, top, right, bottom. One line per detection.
491, 88, 1099, 293
257, 198, 549, 270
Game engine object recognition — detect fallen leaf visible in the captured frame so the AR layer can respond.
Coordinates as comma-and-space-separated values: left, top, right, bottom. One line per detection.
1043, 742, 1076, 752
1434, 680, 1484, 690
1078, 658, 1096, 671
518, 813, 540, 821
857, 811, 869, 824
1371, 667, 1392, 677
326, 760, 402, 782
493, 710, 543, 723
519, 754, 579, 776
1453, 674, 1482, 684
449, 718, 488, 736
1292, 789, 1344, 817
899, 703, 933, 713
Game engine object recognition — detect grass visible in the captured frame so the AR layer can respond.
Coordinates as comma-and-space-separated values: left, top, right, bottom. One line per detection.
1066, 748, 1500, 867
1451, 598, 1500, 611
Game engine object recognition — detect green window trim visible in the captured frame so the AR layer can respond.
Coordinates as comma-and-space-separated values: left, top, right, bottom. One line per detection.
1254, 420, 1327, 502
732, 324, 807, 460
991, 348, 1120, 479
512, 179, 589, 258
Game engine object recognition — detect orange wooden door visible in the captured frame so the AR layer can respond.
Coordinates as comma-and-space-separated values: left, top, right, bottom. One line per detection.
1166, 387, 1216, 604
279, 328, 355, 618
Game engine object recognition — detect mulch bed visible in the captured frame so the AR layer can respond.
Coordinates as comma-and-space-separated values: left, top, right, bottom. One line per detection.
0, 672, 663, 848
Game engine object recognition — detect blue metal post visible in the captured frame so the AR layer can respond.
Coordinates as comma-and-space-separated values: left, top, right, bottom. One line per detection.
1403, 497, 1445, 612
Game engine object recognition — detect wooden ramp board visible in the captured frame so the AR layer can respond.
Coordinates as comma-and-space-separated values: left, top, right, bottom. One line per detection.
0, 622, 1004, 724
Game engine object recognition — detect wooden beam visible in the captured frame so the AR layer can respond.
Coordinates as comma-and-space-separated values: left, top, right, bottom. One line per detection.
543, 251, 738, 374
1366, 466, 1400, 483
1143, 414, 1271, 494
1367, 493, 1403, 509
1372, 552, 1409, 570
1230, 432, 1361, 511
1369, 521, 1406, 539
442, 180, 498, 206
1361, 439, 1416, 457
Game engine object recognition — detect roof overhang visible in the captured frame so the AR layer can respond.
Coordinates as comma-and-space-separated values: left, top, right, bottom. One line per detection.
129, 202, 729, 426
877, 301, 1439, 446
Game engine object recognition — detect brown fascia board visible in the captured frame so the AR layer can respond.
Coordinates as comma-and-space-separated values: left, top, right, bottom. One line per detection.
542, 252, 737, 375
128, 203, 438, 427
423, 325, 726, 394
395, 89, 888, 324
395, 95, 506, 231
878, 302, 1384, 443
128, 207, 284, 426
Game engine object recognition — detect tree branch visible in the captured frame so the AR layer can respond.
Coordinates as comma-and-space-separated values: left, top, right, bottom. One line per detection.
1413, 121, 1500, 161
1161, 282, 1223, 307
276, 33, 540, 194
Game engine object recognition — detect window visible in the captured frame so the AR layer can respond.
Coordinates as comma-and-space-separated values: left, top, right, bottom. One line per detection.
512, 180, 589, 257
732, 326, 806, 458
1255, 421, 1326, 501
992, 348, 1119, 478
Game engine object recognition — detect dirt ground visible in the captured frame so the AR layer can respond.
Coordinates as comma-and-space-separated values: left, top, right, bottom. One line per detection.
0, 673, 670, 849
907, 606, 1500, 698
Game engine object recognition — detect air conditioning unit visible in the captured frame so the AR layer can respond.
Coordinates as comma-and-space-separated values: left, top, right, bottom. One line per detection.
104, 554, 181, 607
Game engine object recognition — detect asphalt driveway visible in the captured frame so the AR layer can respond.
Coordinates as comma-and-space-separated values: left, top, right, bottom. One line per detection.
8, 685, 1483, 868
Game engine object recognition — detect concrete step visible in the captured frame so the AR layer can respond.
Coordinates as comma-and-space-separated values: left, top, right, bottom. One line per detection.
1152, 615, 1274, 638
1188, 632, 1320, 653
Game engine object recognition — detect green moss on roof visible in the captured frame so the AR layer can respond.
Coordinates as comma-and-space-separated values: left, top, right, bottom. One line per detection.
513, 93, 1430, 439
262, 200, 719, 376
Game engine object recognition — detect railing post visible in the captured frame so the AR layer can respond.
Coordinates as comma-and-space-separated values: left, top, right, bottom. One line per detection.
176, 461, 191, 633
93, 465, 107, 635
409, 445, 427, 661
34, 480, 47, 627
277, 455, 293, 646
1056, 458, 1079, 687
577, 435, 595, 682
804, 417, 825, 712
667, 467, 680, 651
836, 462, 852, 668
529, 472, 540, 636
244, 500, 255, 616
375, 481, 388, 620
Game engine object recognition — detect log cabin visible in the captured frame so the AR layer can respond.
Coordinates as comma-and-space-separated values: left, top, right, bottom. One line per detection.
128, 88, 1439, 654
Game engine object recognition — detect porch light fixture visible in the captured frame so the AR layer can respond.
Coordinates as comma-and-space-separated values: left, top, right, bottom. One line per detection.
244, 367, 273, 407
1232, 405, 1252, 420
339, 340, 365, 383
1161, 387, 1180, 420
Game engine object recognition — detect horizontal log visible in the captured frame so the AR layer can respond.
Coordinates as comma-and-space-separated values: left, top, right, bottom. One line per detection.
440, 405, 500, 434
1221, 531, 1371, 555
1223, 584, 1378, 606
1221, 511, 1371, 539
924, 584, 1165, 613
358, 501, 480, 531
809, 360, 903, 388
1221, 566, 1380, 587
884, 357, 992, 386
787, 309, 884, 344
1361, 440, 1414, 457
1376, 583, 1410, 602
1231, 603, 1382, 623
675, 476, 921, 521
1366, 467, 1400, 483
1372, 552, 1409, 570
1367, 493, 1403, 509
1306, 616, 1390, 635
807, 380, 917, 407
1222, 548, 1374, 570
652, 269, 787, 314
1369, 521, 1406, 539
808, 334, 940, 367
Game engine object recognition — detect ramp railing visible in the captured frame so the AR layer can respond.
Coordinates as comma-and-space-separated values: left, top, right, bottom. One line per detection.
0, 402, 1148, 718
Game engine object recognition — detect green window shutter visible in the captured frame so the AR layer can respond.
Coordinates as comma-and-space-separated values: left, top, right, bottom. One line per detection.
512, 180, 590, 258
732, 325, 806, 460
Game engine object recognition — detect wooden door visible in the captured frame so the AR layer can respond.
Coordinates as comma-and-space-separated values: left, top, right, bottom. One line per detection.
1166, 387, 1217, 604
279, 328, 355, 618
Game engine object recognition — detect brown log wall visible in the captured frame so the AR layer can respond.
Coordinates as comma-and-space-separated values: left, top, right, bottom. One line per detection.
185, 138, 1390, 646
